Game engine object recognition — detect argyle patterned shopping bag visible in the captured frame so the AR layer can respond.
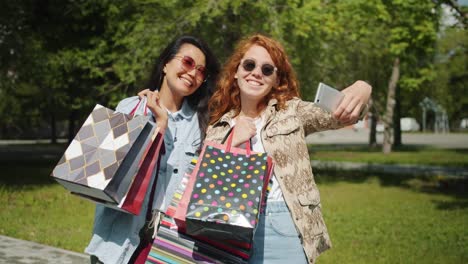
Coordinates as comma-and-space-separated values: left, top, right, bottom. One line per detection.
73, 129, 164, 215
184, 130, 273, 244
51, 103, 156, 204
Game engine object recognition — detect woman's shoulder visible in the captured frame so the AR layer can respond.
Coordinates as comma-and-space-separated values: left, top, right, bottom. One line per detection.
278, 97, 305, 112
286, 97, 305, 104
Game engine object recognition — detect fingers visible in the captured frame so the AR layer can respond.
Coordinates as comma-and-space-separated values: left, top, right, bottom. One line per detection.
147, 91, 160, 108
141, 90, 161, 111
137, 88, 151, 99
333, 81, 372, 123
137, 90, 166, 117
232, 116, 257, 146
136, 89, 167, 132
333, 95, 351, 119
237, 116, 257, 136
334, 96, 361, 122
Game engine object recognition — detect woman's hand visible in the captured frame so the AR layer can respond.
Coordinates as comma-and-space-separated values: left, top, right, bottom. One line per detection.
232, 116, 257, 147
138, 89, 168, 132
333, 80, 372, 124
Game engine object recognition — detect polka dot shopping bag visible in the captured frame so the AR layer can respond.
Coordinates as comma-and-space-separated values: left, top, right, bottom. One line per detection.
184, 128, 274, 244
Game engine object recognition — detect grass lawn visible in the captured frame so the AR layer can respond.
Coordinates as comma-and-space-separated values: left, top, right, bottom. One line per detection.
0, 160, 94, 252
0, 144, 467, 263
315, 173, 468, 264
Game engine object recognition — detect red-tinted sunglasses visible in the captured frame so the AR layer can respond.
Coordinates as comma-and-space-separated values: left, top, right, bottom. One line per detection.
174, 55, 207, 82
241, 58, 277, 77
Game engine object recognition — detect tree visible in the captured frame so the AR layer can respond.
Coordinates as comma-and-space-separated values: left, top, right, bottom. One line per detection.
380, 0, 440, 153
430, 25, 468, 129
0, 0, 452, 145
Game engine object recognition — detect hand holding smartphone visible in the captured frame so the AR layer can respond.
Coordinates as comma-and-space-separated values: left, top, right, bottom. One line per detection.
313, 82, 344, 113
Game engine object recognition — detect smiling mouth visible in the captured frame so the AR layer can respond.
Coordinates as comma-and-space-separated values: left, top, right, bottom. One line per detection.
180, 76, 193, 87
246, 80, 263, 86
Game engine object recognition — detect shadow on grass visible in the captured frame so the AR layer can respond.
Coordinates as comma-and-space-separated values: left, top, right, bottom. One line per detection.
314, 168, 468, 210
0, 144, 65, 186
0, 160, 58, 186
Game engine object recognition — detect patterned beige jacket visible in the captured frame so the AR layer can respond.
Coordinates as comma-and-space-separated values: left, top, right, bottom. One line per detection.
206, 97, 344, 263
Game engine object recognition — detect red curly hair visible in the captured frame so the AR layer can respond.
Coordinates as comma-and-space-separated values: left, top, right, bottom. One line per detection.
209, 34, 300, 124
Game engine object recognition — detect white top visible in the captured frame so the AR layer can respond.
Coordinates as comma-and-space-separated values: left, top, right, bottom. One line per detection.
230, 116, 284, 201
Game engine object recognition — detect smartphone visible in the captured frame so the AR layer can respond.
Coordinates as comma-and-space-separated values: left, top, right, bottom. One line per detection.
314, 82, 345, 113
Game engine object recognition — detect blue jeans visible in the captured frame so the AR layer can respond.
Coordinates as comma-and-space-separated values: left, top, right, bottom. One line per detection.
249, 201, 307, 263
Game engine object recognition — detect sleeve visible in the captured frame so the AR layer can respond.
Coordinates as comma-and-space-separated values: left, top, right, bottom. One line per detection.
115, 96, 140, 115
205, 124, 231, 143
294, 98, 344, 136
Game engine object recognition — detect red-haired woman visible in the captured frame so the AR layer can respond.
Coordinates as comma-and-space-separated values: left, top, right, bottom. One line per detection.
206, 34, 371, 263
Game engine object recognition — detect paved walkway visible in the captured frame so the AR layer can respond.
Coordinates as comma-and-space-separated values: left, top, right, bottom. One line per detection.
0, 235, 88, 264
312, 160, 468, 178
306, 127, 468, 149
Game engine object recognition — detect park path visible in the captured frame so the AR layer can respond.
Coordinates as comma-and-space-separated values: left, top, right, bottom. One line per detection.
306, 127, 468, 149
0, 235, 88, 264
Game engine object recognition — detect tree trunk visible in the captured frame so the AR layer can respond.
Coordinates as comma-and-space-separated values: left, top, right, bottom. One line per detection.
383, 57, 400, 154
368, 99, 377, 148
393, 85, 402, 147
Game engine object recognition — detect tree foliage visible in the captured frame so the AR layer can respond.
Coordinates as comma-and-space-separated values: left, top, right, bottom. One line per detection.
0, 0, 464, 143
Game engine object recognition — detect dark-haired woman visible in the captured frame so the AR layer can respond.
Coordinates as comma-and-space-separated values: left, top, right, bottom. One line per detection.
85, 35, 219, 264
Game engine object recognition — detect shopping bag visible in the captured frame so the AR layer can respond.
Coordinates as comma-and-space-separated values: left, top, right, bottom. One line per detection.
73, 130, 164, 215
165, 162, 252, 259
51, 99, 156, 204
185, 129, 273, 244
145, 215, 248, 264
118, 131, 163, 214
166, 159, 197, 229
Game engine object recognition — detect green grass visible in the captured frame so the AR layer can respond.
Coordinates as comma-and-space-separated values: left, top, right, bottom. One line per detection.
0, 144, 467, 263
316, 173, 468, 264
0, 160, 94, 252
309, 145, 468, 167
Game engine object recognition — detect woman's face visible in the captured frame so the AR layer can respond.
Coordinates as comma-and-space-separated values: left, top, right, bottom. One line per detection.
163, 43, 206, 98
235, 45, 278, 104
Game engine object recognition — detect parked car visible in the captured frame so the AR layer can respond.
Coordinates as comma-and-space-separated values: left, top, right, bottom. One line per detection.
376, 117, 420, 132
460, 118, 468, 130
400, 117, 420, 132
376, 122, 384, 133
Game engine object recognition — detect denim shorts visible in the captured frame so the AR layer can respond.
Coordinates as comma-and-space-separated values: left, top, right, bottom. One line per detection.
248, 201, 307, 263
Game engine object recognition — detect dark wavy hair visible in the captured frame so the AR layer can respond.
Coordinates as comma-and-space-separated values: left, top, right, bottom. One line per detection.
146, 35, 220, 141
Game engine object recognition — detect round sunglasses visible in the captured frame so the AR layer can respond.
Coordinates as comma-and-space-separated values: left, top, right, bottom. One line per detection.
174, 55, 207, 82
241, 58, 277, 77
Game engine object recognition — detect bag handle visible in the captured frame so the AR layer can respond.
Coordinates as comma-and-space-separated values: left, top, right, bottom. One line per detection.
222, 126, 252, 156
129, 97, 149, 117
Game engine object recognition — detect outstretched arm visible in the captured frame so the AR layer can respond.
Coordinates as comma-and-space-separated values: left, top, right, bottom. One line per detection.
297, 80, 372, 135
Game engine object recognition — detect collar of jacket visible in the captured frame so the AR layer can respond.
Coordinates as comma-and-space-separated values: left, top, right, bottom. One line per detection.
213, 98, 278, 126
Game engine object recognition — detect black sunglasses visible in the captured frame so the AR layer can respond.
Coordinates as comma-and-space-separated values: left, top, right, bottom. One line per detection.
241, 58, 277, 77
